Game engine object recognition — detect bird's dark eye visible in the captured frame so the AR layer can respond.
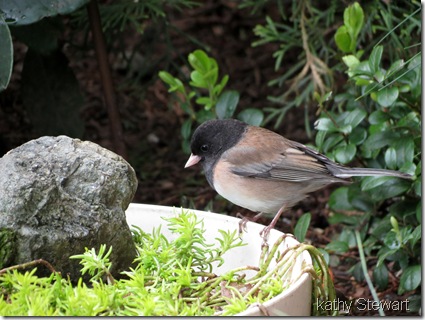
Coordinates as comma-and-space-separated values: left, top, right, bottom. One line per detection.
200, 144, 209, 152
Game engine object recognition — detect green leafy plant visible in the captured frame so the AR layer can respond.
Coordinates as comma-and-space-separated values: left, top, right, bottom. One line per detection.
0, 210, 335, 316
242, 0, 337, 134
316, 1, 421, 313
159, 49, 264, 153
334, 2, 364, 54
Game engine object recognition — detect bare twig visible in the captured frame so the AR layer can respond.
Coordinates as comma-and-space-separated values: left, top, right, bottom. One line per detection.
0, 259, 58, 275
87, 0, 128, 159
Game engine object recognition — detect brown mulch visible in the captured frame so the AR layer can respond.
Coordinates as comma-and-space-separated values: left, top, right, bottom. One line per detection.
0, 1, 419, 316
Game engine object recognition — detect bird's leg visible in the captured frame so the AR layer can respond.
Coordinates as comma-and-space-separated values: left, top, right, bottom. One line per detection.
237, 212, 264, 236
260, 205, 286, 243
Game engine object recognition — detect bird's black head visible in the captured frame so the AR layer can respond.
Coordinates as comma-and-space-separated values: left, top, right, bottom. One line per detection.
190, 119, 247, 165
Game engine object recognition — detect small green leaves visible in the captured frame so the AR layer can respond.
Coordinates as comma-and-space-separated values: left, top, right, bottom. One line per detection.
324, 0, 421, 303
70, 245, 113, 284
158, 71, 185, 94
335, 2, 364, 53
0, 209, 332, 316
159, 49, 264, 154
343, 2, 364, 42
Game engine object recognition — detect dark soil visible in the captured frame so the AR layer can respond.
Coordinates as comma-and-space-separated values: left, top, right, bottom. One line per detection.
0, 1, 418, 316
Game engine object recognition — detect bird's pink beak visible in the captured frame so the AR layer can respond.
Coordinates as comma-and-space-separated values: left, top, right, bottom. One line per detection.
185, 154, 202, 168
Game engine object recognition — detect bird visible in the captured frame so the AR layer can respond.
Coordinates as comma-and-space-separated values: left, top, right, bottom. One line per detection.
184, 119, 413, 240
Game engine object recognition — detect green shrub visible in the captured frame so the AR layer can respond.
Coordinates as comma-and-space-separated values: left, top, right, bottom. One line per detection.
316, 1, 421, 311
159, 49, 264, 153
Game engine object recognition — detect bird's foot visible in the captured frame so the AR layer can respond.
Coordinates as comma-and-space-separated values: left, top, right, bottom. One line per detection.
259, 225, 272, 245
237, 212, 264, 238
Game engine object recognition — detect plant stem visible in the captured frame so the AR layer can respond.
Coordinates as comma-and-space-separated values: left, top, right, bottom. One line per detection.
355, 230, 385, 316
0, 259, 57, 275
87, 0, 128, 159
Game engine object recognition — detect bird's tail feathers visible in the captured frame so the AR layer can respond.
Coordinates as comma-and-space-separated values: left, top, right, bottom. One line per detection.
332, 167, 413, 180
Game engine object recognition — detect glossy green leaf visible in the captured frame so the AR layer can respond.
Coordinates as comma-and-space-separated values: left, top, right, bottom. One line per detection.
384, 147, 397, 170
328, 187, 355, 211
371, 216, 392, 241
314, 118, 337, 132
344, 109, 367, 127
213, 75, 229, 96
158, 71, 184, 93
348, 127, 367, 145
294, 213, 311, 243
0, 0, 89, 25
373, 263, 389, 290
374, 69, 385, 83
327, 212, 359, 225
190, 71, 208, 88
351, 60, 373, 77
347, 184, 374, 212
368, 46, 383, 74
369, 110, 390, 124
363, 130, 399, 150
315, 130, 327, 149
387, 59, 405, 77
397, 111, 421, 128
361, 176, 393, 191
383, 231, 400, 250
334, 26, 352, 53
325, 240, 349, 253
188, 50, 211, 74
413, 180, 421, 198
376, 86, 399, 107
352, 261, 365, 282
322, 134, 344, 153
158, 71, 176, 86
342, 54, 360, 68
376, 247, 398, 268
216, 90, 239, 119
0, 18, 12, 91
337, 124, 352, 134
335, 143, 356, 164
343, 2, 364, 40
393, 139, 414, 168
237, 108, 263, 126
367, 178, 411, 201
399, 265, 421, 294
408, 226, 421, 248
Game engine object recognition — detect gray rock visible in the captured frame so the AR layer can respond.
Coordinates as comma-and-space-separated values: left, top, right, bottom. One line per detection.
0, 136, 138, 280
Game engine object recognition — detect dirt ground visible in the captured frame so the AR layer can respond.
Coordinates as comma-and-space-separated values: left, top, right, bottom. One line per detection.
0, 1, 419, 316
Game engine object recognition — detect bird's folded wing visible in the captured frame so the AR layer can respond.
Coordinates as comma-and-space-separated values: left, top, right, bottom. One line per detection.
227, 143, 335, 183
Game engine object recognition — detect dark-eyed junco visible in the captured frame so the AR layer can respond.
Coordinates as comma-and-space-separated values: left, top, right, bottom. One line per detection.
184, 119, 413, 239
